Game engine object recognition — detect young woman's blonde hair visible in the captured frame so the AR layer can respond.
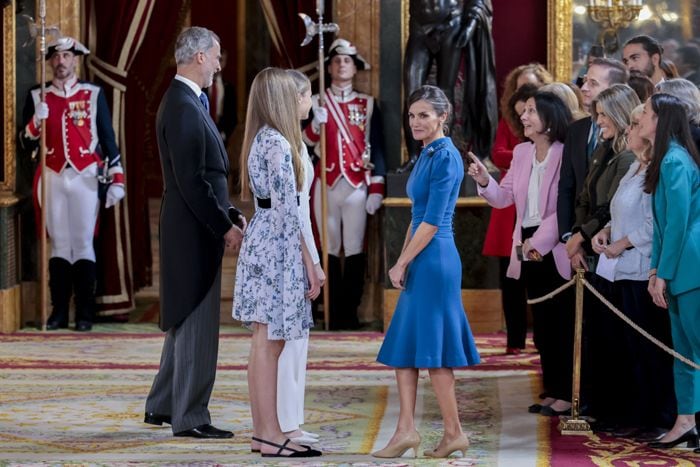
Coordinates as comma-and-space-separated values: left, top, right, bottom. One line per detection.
286, 68, 311, 96
591, 83, 641, 154
239, 67, 305, 200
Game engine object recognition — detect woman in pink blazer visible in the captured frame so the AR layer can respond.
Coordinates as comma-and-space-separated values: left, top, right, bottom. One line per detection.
468, 91, 574, 416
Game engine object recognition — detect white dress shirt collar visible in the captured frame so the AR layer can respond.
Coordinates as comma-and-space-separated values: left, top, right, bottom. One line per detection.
175, 74, 203, 97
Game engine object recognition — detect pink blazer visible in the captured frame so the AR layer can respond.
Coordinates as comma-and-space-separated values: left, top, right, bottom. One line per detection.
478, 141, 571, 280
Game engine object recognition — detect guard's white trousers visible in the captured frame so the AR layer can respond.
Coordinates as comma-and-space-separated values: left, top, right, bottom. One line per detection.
313, 177, 367, 256
277, 337, 309, 432
40, 165, 99, 263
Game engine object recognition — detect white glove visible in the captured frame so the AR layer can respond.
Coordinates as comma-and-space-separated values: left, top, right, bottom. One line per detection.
311, 106, 328, 132
365, 193, 383, 215
105, 184, 125, 209
33, 102, 49, 126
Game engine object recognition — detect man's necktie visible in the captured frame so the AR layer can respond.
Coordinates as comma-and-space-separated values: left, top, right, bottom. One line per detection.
199, 92, 209, 112
586, 121, 598, 159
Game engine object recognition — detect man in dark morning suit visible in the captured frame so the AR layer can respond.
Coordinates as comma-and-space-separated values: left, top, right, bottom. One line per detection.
558, 58, 628, 267
144, 26, 245, 439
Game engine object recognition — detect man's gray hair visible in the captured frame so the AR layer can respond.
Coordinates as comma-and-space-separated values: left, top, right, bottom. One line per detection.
174, 27, 220, 65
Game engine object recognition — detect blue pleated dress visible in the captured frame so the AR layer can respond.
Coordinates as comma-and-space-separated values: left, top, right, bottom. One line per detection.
377, 137, 481, 368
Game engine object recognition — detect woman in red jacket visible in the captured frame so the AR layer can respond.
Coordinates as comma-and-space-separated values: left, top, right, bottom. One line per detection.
485, 64, 552, 354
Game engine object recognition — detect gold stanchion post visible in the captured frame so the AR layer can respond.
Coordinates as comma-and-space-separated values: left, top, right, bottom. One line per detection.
559, 268, 592, 435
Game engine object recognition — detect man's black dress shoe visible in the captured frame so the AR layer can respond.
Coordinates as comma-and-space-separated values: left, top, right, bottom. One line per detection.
75, 321, 92, 332
174, 424, 233, 439
46, 319, 68, 330
144, 412, 171, 426
540, 405, 571, 416
528, 403, 543, 413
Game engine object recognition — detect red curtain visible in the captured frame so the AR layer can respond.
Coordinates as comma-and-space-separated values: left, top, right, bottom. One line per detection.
266, 0, 332, 69
85, 0, 189, 311
190, 4, 238, 86
126, 0, 190, 290
492, 0, 548, 101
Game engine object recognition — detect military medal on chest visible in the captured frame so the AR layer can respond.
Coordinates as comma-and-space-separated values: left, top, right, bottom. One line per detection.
347, 104, 366, 130
68, 100, 88, 127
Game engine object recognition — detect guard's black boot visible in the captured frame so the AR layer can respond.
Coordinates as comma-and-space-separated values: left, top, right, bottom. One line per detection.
46, 257, 72, 330
340, 253, 365, 330
73, 259, 96, 331
327, 255, 345, 330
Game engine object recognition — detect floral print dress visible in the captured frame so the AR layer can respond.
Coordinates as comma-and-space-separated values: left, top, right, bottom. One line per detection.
232, 126, 312, 341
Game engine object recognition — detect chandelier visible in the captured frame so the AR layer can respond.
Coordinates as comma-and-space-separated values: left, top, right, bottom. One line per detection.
588, 0, 644, 53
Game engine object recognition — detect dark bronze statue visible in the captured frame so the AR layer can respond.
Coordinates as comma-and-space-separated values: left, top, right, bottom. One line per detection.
403, 0, 497, 165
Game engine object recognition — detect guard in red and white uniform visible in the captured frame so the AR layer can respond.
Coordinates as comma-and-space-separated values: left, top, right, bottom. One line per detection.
303, 39, 386, 329
20, 37, 125, 332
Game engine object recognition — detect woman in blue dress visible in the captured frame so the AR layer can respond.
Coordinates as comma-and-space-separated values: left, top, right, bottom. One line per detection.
373, 85, 480, 459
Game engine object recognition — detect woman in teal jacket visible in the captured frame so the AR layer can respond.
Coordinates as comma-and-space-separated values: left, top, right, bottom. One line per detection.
638, 93, 700, 450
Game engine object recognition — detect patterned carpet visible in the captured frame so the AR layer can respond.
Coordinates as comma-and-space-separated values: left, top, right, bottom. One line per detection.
0, 326, 698, 466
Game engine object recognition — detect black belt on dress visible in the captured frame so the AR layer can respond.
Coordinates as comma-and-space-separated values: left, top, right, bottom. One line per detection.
256, 196, 300, 208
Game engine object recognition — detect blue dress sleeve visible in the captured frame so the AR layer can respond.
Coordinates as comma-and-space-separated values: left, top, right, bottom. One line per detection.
423, 151, 459, 226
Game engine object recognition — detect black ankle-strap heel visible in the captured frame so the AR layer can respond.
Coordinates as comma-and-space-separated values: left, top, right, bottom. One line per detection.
252, 436, 322, 457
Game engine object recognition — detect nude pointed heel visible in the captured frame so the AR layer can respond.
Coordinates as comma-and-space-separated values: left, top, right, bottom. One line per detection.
423, 433, 469, 458
371, 431, 421, 458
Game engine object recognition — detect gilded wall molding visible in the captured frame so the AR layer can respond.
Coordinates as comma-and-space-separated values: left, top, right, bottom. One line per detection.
38, 0, 82, 81
402, 0, 408, 72
2, 1, 16, 193
333, 0, 380, 96
401, 0, 409, 163
548, 0, 573, 82
681, 0, 693, 40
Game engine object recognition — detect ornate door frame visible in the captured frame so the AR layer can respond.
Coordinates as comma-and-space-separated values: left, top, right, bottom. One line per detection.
548, 0, 573, 82
1, 0, 16, 193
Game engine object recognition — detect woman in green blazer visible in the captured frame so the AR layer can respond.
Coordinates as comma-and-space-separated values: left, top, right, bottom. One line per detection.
638, 93, 700, 450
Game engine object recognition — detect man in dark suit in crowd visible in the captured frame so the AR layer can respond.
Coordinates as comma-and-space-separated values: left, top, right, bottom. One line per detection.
144, 26, 245, 439
557, 57, 628, 269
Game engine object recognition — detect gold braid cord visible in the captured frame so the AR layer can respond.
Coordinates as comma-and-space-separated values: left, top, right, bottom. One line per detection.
526, 275, 700, 370
582, 279, 700, 370
526, 277, 576, 305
